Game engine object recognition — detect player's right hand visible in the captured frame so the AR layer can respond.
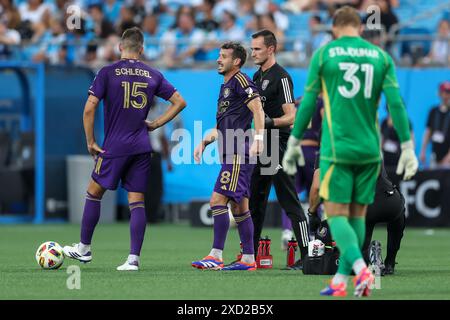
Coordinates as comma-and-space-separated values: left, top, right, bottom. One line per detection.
194, 142, 205, 163
87, 142, 105, 159
282, 136, 305, 175
396, 140, 419, 180
250, 139, 264, 157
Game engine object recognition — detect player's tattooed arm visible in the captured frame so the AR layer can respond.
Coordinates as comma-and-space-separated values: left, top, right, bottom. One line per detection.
83, 95, 105, 158
247, 97, 265, 156
146, 92, 187, 131
194, 127, 218, 163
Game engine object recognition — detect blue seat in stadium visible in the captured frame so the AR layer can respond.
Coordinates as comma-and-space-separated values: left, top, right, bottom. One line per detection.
398, 27, 432, 62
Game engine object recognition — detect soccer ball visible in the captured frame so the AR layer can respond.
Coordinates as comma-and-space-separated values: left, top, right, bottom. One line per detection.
308, 239, 325, 257
35, 241, 65, 269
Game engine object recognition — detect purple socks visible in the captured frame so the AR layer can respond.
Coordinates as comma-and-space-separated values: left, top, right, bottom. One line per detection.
80, 192, 101, 245
211, 205, 230, 250
129, 201, 147, 256
234, 211, 254, 255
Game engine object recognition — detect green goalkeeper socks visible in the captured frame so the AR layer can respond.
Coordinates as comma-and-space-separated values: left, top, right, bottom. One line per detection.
348, 217, 366, 249
328, 216, 363, 275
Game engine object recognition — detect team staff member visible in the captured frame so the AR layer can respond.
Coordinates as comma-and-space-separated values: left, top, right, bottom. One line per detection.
249, 29, 310, 262
420, 81, 450, 167
309, 157, 406, 276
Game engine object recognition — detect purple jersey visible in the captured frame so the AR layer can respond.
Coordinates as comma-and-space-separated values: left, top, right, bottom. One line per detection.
88, 58, 176, 158
216, 71, 259, 161
302, 97, 323, 142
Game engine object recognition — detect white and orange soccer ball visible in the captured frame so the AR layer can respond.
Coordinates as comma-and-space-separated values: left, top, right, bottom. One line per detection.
35, 241, 65, 269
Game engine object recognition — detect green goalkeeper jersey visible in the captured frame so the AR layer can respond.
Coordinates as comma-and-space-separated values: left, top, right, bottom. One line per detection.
292, 36, 411, 164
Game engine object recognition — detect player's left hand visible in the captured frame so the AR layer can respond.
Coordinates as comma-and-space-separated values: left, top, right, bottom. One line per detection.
145, 120, 159, 131
396, 140, 419, 180
250, 139, 264, 157
87, 142, 105, 159
282, 136, 305, 175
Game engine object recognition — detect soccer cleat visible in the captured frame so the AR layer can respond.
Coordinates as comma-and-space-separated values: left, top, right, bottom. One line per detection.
116, 260, 139, 271
369, 240, 385, 276
383, 262, 396, 275
287, 258, 303, 270
353, 267, 375, 297
221, 261, 256, 271
320, 282, 348, 297
63, 243, 92, 263
191, 256, 224, 270
281, 229, 294, 250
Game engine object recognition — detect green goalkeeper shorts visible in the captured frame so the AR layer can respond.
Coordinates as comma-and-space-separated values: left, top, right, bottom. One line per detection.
319, 160, 381, 205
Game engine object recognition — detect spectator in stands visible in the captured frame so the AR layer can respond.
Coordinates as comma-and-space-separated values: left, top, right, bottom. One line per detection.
19, 0, 49, 25
161, 5, 206, 68
89, 4, 115, 39
0, 18, 20, 59
51, 0, 70, 22
118, 6, 139, 35
96, 34, 120, 63
203, 10, 244, 60
420, 81, 450, 168
425, 19, 450, 66
309, 14, 331, 51
128, 0, 152, 26
197, 0, 219, 33
142, 15, 162, 62
104, 0, 122, 25
212, 0, 237, 20
32, 18, 68, 65
65, 18, 94, 65
255, 13, 285, 51
0, 0, 21, 29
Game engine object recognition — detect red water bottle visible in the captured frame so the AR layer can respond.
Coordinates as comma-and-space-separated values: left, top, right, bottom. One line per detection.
257, 238, 263, 257
265, 236, 271, 256
287, 238, 298, 267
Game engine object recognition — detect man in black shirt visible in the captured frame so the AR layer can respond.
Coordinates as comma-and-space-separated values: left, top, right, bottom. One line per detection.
249, 30, 310, 263
381, 109, 414, 171
420, 81, 450, 167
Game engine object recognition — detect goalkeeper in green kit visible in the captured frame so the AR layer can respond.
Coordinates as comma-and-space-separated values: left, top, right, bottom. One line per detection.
282, 6, 418, 297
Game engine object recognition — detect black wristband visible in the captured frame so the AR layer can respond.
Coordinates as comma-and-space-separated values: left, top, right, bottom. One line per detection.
264, 115, 275, 129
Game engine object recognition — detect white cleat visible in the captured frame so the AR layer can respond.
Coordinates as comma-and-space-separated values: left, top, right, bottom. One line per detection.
116, 261, 139, 271
63, 243, 92, 263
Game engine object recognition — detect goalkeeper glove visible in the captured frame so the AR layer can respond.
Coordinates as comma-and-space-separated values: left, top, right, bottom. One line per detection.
282, 136, 305, 175
307, 209, 321, 232
396, 140, 419, 180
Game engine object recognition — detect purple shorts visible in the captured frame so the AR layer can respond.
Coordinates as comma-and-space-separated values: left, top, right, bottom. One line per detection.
213, 155, 254, 204
91, 152, 151, 193
295, 145, 319, 193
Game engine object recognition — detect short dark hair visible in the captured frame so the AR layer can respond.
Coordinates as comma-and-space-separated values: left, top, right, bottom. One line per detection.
332, 5, 361, 28
251, 29, 277, 51
221, 41, 247, 67
121, 27, 144, 53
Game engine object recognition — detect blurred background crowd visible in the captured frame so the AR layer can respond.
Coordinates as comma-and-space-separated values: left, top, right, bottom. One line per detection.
0, 0, 449, 68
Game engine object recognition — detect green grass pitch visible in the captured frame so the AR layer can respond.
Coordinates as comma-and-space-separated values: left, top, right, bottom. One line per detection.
1, 223, 450, 300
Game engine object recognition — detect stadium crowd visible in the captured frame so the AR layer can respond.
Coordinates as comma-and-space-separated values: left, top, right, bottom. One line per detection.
0, 0, 448, 68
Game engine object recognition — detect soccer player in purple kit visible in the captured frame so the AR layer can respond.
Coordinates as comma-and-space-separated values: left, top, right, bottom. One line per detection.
192, 42, 265, 271
63, 27, 187, 271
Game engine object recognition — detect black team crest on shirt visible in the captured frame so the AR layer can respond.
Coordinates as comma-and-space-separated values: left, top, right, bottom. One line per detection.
262, 80, 269, 90
224, 88, 231, 98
